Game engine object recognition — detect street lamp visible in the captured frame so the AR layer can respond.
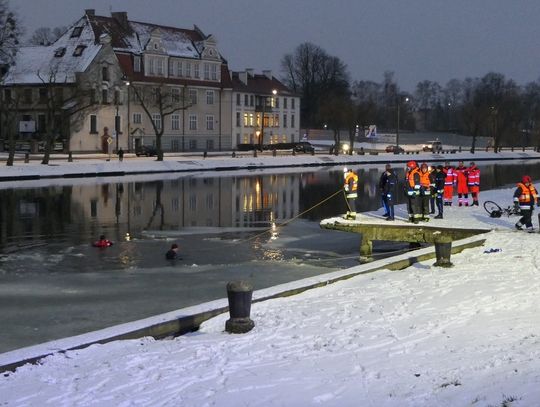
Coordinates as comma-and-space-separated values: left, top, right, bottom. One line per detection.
396, 96, 409, 151
258, 89, 277, 150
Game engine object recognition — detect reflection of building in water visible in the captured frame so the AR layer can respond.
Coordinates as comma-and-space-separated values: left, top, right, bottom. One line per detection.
232, 174, 300, 227
69, 174, 299, 231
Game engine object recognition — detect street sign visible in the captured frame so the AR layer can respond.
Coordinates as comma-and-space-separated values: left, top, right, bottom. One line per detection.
107, 137, 113, 145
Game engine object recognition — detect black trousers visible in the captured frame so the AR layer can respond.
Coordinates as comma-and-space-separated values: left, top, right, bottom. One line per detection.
519, 209, 533, 228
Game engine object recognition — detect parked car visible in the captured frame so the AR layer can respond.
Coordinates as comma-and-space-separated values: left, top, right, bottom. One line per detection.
293, 142, 315, 153
385, 145, 405, 153
422, 140, 443, 152
135, 145, 157, 157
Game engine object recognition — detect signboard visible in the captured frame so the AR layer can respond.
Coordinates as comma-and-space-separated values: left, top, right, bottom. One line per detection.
19, 121, 36, 133
365, 125, 377, 138
106, 137, 113, 145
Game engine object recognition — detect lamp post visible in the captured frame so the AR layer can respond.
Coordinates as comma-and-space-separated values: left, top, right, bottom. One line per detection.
396, 96, 409, 151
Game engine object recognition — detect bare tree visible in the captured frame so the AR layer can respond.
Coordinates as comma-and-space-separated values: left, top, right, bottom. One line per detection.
130, 83, 192, 161
28, 26, 67, 46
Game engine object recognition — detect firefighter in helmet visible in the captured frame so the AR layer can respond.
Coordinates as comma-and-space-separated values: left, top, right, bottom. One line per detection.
343, 167, 359, 220
405, 161, 422, 223
514, 175, 539, 231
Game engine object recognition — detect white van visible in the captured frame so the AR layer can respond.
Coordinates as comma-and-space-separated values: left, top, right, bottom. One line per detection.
422, 140, 443, 152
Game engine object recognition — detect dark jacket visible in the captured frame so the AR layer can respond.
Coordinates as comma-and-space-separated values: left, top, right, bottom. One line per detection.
165, 249, 178, 260
380, 169, 398, 196
431, 170, 446, 192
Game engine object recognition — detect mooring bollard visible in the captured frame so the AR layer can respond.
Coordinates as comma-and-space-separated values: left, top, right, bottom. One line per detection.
203, 150, 208, 159
232, 151, 236, 158
272, 149, 277, 157
225, 281, 255, 334
253, 149, 257, 158
433, 235, 453, 267
68, 151, 73, 162
24, 153, 29, 163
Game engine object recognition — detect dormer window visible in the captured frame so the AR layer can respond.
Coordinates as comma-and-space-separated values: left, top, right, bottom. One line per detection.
54, 47, 66, 58
71, 26, 83, 38
73, 45, 86, 57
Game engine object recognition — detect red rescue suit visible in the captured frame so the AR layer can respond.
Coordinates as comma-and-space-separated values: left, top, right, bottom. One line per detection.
443, 166, 456, 204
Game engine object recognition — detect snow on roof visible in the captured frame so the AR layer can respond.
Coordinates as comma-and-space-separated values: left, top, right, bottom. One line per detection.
3, 18, 101, 85
128, 22, 200, 58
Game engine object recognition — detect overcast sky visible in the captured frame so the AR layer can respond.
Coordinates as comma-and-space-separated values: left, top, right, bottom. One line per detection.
9, 0, 540, 92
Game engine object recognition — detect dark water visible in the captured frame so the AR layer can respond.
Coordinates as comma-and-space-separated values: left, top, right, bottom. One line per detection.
0, 160, 538, 353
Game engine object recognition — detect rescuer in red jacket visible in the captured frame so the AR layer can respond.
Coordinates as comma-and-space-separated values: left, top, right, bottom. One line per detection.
467, 162, 480, 206
443, 161, 456, 206
454, 161, 469, 206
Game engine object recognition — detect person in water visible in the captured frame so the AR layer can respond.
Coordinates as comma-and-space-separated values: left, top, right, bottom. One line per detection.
93, 235, 113, 247
166, 243, 180, 260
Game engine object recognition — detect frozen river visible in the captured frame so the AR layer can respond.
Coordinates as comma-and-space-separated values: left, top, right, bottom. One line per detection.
0, 160, 539, 353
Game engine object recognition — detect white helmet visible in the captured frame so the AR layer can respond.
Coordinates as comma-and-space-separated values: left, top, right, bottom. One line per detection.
343, 167, 348, 173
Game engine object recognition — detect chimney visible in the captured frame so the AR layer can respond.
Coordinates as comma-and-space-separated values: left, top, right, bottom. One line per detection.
239, 71, 248, 85
245, 68, 254, 77
85, 9, 95, 17
99, 33, 111, 45
262, 70, 272, 80
111, 11, 129, 30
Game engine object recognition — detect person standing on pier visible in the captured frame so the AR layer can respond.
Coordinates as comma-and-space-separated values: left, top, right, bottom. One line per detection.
379, 163, 397, 220
419, 163, 432, 221
432, 165, 446, 218
343, 168, 358, 220
514, 175, 538, 231
467, 162, 480, 206
455, 161, 469, 206
405, 161, 422, 223
443, 161, 456, 205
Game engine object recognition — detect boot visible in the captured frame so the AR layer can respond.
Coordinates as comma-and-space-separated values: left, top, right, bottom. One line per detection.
515, 222, 523, 230
434, 214, 443, 219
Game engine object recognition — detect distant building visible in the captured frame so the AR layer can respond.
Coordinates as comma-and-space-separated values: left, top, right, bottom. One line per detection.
231, 69, 300, 147
1, 10, 299, 154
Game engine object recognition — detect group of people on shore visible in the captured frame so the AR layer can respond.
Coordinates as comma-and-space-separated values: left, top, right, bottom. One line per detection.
344, 161, 538, 230
404, 160, 479, 223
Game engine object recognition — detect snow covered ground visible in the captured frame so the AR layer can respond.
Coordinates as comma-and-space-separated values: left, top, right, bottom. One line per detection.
1, 185, 540, 406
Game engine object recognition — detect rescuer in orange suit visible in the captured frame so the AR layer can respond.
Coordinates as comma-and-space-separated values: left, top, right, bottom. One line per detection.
467, 162, 480, 206
419, 163, 432, 221
343, 167, 359, 220
443, 161, 456, 206
514, 175, 539, 231
405, 161, 422, 223
455, 161, 469, 206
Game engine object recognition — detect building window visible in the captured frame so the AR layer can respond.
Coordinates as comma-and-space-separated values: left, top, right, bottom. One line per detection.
211, 64, 218, 80
189, 139, 197, 150
101, 89, 109, 104
168, 59, 174, 76
172, 88, 180, 103
206, 115, 214, 130
171, 114, 180, 130
71, 26, 83, 38
176, 61, 182, 77
102, 67, 109, 81
194, 63, 200, 79
23, 89, 32, 104
204, 63, 210, 80
134, 56, 141, 72
39, 88, 47, 104
291, 114, 295, 128
236, 112, 241, 127
185, 62, 191, 77
133, 113, 142, 124
189, 89, 197, 105
90, 115, 97, 133
189, 194, 197, 210
250, 95, 254, 107
206, 193, 214, 208
243, 113, 249, 127
236, 93, 241, 106
115, 115, 122, 134
73, 45, 86, 57
206, 140, 214, 151
38, 115, 46, 132
54, 47, 66, 57
157, 59, 164, 76
152, 113, 162, 130
283, 114, 287, 128
148, 58, 155, 75
189, 114, 197, 130
244, 94, 248, 106
292, 98, 295, 109
275, 97, 279, 109
206, 90, 214, 105
284, 98, 288, 109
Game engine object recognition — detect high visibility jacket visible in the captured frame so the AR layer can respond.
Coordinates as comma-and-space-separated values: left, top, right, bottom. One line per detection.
406, 168, 421, 195
419, 170, 432, 188
514, 182, 538, 209
467, 167, 480, 187
455, 165, 469, 194
344, 171, 358, 197
444, 167, 456, 186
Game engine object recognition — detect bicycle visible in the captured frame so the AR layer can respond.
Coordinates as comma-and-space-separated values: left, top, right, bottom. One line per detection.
483, 200, 520, 218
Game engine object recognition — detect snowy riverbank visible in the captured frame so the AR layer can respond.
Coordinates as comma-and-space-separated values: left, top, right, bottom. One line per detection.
0, 149, 539, 182
1, 186, 540, 406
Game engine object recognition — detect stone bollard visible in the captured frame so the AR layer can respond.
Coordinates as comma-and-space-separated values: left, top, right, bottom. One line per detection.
68, 151, 73, 162
292, 149, 296, 156
24, 153, 29, 163
203, 150, 208, 159
433, 235, 453, 267
253, 149, 257, 158
225, 281, 255, 334
232, 151, 236, 158
272, 149, 277, 157
311, 148, 315, 156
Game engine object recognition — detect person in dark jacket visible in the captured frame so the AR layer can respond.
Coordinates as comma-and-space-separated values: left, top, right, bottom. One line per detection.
379, 163, 397, 220
513, 175, 539, 231
431, 165, 446, 218
166, 243, 180, 260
